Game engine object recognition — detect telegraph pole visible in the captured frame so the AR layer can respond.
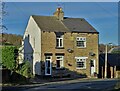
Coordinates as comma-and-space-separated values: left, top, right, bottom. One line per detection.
105, 44, 107, 78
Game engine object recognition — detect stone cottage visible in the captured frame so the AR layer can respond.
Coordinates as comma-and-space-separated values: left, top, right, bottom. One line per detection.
23, 7, 99, 78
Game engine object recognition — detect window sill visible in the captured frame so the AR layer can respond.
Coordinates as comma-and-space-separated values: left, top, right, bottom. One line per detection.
56, 67, 65, 70
55, 47, 64, 49
76, 67, 86, 70
76, 47, 86, 48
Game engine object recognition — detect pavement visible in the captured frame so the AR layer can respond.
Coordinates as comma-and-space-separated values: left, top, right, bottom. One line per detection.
1, 78, 94, 87
18, 78, 97, 87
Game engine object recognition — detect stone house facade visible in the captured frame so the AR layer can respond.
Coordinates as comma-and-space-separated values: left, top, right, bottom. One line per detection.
23, 7, 99, 78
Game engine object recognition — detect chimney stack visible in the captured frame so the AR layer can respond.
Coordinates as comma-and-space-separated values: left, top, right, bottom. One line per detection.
53, 7, 64, 21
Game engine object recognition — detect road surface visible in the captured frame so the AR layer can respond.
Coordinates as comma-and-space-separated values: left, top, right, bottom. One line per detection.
2, 79, 119, 91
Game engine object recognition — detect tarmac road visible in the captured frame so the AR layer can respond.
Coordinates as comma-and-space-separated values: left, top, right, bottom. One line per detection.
2, 79, 119, 91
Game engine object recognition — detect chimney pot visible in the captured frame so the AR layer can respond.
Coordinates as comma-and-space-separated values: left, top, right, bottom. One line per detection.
53, 7, 64, 21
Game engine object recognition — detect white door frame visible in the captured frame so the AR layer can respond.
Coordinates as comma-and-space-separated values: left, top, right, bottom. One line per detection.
45, 56, 52, 75
90, 59, 96, 75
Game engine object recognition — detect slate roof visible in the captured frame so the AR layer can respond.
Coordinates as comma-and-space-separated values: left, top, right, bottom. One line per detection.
99, 53, 120, 66
32, 15, 98, 33
32, 15, 69, 32
63, 17, 97, 33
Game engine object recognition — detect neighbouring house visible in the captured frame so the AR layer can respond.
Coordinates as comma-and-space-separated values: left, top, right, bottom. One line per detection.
108, 46, 120, 53
22, 7, 99, 78
99, 53, 120, 78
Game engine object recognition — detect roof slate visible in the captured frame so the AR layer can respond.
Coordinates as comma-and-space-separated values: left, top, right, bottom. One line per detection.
32, 15, 98, 33
63, 17, 97, 33
32, 15, 70, 32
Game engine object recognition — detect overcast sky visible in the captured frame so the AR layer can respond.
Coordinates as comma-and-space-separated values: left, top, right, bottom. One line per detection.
3, 2, 118, 45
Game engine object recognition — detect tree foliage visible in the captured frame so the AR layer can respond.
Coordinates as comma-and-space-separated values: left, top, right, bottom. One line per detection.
2, 46, 33, 79
2, 46, 17, 70
1, 33, 22, 46
111, 50, 120, 54
99, 44, 116, 53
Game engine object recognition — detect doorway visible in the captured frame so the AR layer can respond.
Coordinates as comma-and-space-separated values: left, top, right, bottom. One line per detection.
90, 59, 95, 76
45, 56, 52, 75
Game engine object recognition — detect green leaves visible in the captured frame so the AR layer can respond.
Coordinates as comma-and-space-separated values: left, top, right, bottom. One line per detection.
111, 51, 120, 54
2, 46, 17, 70
2, 46, 33, 78
18, 61, 32, 78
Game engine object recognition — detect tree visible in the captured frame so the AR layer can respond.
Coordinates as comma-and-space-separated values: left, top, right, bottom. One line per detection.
99, 43, 115, 53
1, 33, 22, 46
111, 50, 120, 54
99, 44, 105, 53
2, 46, 17, 70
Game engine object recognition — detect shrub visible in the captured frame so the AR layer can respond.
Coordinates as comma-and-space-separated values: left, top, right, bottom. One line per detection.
18, 61, 33, 78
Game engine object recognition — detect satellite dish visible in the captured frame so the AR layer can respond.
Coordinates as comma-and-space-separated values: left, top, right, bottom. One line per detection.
67, 48, 74, 53
89, 52, 95, 56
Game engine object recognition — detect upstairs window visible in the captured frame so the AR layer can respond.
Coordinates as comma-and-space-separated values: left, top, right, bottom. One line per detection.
56, 36, 63, 48
76, 37, 86, 48
56, 32, 64, 48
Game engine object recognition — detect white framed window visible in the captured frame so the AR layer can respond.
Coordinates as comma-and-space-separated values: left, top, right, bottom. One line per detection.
56, 36, 63, 48
56, 56, 64, 69
45, 56, 51, 60
75, 57, 87, 69
76, 37, 86, 48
